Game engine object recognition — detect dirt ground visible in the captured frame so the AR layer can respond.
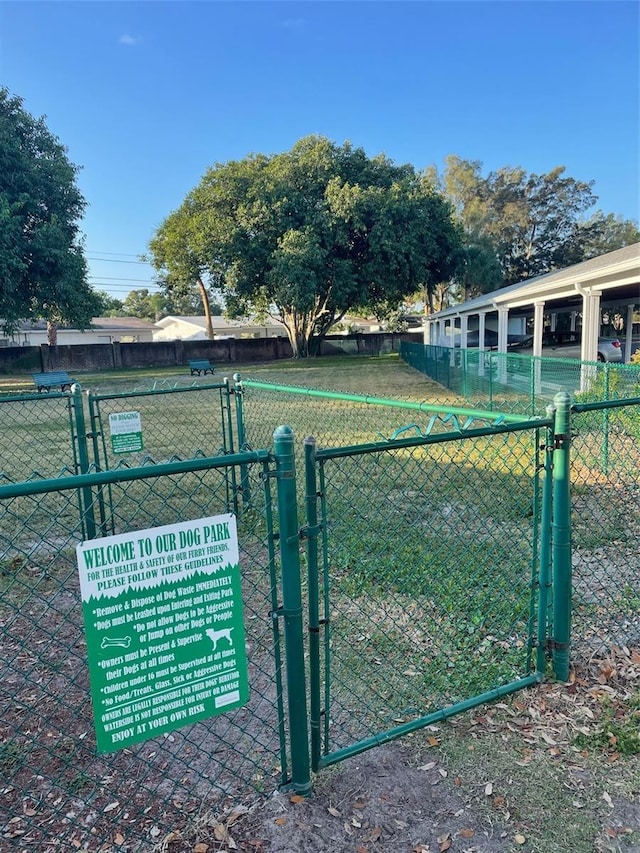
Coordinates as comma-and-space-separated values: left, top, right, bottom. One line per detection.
162, 648, 640, 853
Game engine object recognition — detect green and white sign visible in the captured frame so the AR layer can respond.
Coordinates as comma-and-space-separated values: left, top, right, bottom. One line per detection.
109, 411, 143, 454
76, 514, 248, 753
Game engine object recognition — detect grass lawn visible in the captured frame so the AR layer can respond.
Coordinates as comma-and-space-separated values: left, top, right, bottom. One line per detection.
0, 352, 637, 853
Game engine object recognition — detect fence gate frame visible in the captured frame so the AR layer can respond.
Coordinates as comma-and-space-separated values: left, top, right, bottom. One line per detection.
297, 393, 572, 774
85, 380, 238, 534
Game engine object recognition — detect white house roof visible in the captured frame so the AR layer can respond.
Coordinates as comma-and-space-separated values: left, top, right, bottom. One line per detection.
91, 317, 156, 331
154, 315, 286, 330
430, 242, 640, 319
14, 317, 155, 332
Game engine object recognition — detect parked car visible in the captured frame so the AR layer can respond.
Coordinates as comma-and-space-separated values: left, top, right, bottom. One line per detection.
513, 331, 623, 362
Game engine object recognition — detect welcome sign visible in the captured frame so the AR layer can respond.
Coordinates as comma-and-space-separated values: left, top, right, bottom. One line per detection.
76, 515, 249, 753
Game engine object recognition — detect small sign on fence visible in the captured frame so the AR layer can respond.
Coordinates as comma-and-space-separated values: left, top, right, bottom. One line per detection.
76, 514, 249, 753
108, 411, 143, 454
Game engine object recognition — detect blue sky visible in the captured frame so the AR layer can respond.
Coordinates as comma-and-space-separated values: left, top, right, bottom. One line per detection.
1, 1, 639, 300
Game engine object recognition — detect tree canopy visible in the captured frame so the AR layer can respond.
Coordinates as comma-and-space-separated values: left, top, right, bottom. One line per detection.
0, 88, 101, 336
149, 136, 462, 355
98, 287, 222, 322
428, 155, 640, 293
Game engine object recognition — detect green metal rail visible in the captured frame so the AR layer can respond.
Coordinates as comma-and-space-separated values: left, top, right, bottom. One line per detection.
240, 378, 533, 425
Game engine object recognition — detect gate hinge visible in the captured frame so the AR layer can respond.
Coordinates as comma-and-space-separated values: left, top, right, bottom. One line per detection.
553, 433, 567, 449
299, 523, 323, 540
545, 638, 570, 651
261, 469, 280, 481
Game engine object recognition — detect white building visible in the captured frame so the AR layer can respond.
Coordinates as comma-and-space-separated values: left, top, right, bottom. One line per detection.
1, 317, 156, 346
153, 315, 287, 341
424, 243, 640, 363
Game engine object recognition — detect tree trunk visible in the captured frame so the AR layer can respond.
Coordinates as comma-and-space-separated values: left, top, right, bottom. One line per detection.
196, 277, 214, 340
47, 321, 58, 346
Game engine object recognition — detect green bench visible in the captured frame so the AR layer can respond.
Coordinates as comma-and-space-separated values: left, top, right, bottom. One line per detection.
32, 371, 74, 393
188, 359, 215, 376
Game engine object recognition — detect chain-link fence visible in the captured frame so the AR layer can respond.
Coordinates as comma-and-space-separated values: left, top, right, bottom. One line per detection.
400, 342, 640, 661
87, 381, 235, 469
0, 452, 290, 852
401, 341, 640, 415
236, 376, 530, 454
570, 397, 640, 657
1, 372, 638, 849
0, 391, 82, 482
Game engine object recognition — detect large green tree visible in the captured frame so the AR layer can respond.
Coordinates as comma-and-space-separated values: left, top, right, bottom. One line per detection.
0, 88, 100, 340
150, 136, 462, 356
430, 155, 640, 289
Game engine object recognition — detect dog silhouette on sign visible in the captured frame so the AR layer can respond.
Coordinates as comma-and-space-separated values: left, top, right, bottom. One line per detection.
206, 627, 233, 651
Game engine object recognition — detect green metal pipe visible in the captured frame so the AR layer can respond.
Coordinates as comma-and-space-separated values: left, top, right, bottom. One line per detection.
526, 428, 541, 673
572, 395, 640, 412
304, 436, 322, 773
602, 365, 610, 476
536, 414, 555, 675
318, 462, 331, 756
86, 391, 116, 535
260, 459, 289, 787
89, 382, 228, 402
71, 384, 97, 539
0, 390, 69, 403
318, 674, 540, 769
220, 378, 239, 514
316, 416, 553, 461
233, 374, 252, 507
241, 379, 531, 424
552, 392, 572, 682
0, 449, 270, 499
272, 425, 311, 795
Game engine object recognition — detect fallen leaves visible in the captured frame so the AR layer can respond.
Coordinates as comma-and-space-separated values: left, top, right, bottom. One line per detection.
437, 832, 452, 851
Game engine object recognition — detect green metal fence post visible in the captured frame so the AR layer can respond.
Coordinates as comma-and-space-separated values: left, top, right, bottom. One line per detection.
85, 390, 112, 535
536, 409, 555, 675
71, 384, 97, 540
220, 377, 239, 515
488, 352, 494, 411
273, 425, 311, 794
552, 391, 572, 681
233, 373, 252, 509
303, 436, 322, 773
602, 364, 610, 475
529, 359, 535, 416
461, 348, 468, 399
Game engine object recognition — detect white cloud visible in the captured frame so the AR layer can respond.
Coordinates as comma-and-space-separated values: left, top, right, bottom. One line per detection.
119, 34, 140, 47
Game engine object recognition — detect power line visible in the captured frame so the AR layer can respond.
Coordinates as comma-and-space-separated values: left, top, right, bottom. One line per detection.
88, 276, 159, 283
86, 250, 145, 257
87, 256, 153, 265
91, 285, 162, 293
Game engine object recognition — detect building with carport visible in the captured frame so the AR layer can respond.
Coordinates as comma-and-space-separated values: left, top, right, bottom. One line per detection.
424, 243, 640, 364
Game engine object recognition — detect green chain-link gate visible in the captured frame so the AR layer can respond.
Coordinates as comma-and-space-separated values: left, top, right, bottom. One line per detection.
300, 396, 573, 771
